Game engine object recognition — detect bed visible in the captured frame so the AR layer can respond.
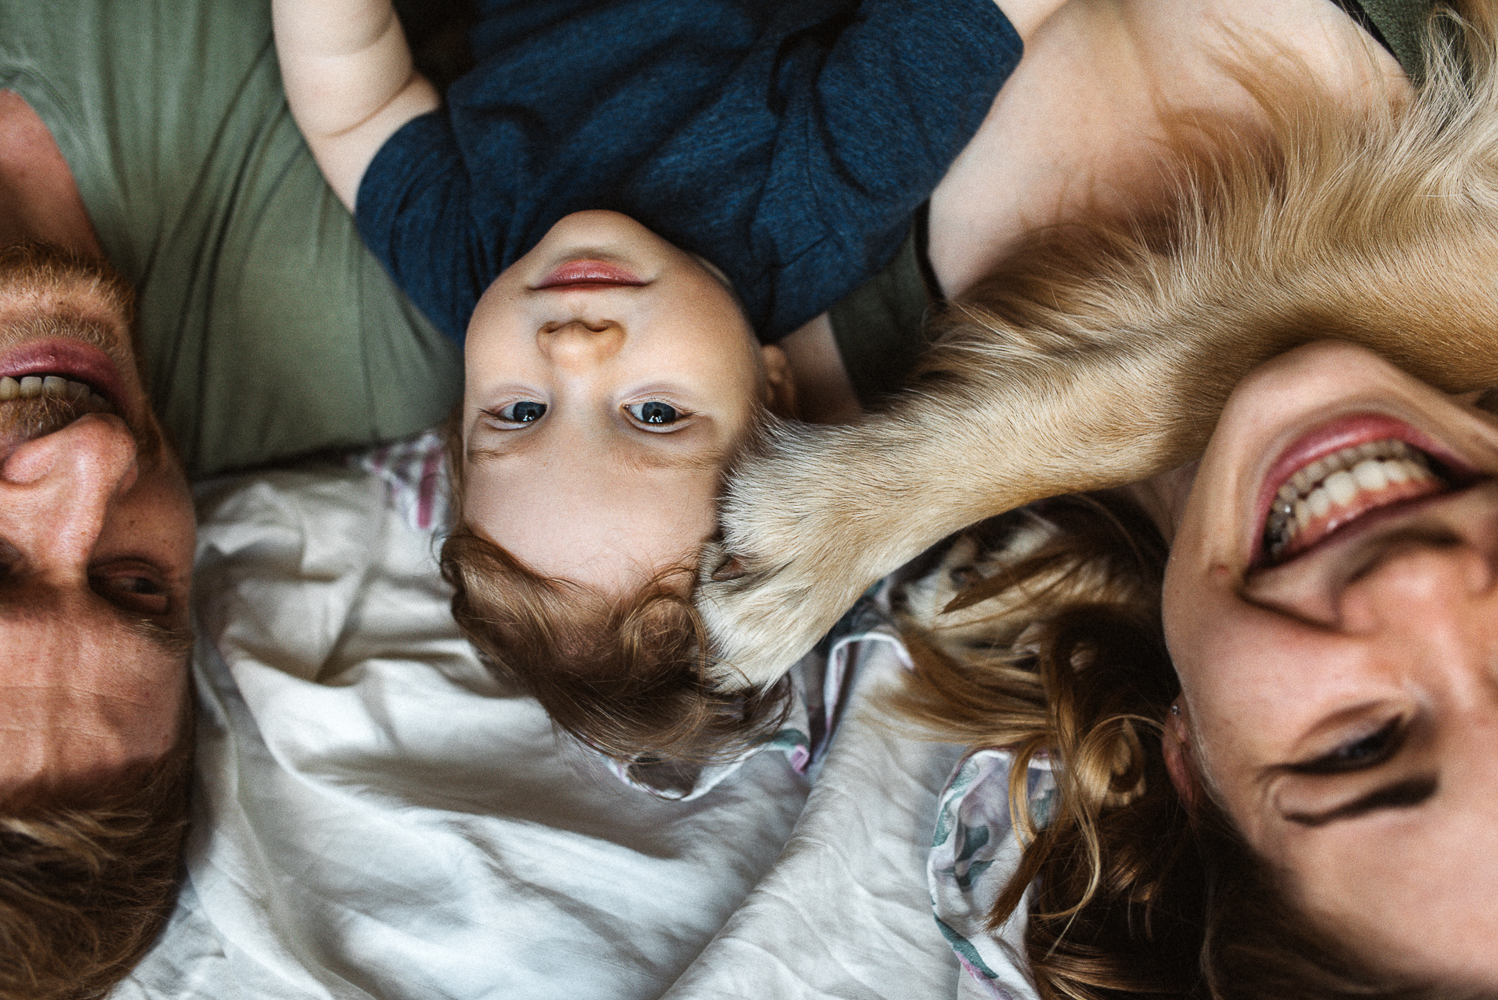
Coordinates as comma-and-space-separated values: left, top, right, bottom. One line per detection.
111, 430, 1032, 1000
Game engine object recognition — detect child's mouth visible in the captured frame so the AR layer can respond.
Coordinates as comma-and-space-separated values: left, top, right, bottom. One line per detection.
536, 260, 646, 290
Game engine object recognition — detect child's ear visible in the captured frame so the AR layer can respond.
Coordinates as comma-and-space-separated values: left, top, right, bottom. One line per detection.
759, 344, 799, 419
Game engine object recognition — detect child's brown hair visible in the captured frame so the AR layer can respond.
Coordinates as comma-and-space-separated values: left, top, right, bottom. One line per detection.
440, 416, 791, 765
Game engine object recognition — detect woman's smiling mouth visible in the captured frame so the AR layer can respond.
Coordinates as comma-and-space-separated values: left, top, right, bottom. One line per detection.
1263, 438, 1446, 562
1254, 414, 1479, 566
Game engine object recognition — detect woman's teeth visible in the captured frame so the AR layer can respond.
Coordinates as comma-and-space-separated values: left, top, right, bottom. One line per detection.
0, 374, 113, 412
1263, 439, 1441, 560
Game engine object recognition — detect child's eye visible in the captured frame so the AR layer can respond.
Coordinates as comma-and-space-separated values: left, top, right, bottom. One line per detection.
491, 400, 547, 424
626, 401, 682, 426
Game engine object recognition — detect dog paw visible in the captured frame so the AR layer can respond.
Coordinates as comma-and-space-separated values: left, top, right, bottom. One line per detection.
696, 535, 872, 689
693, 424, 892, 689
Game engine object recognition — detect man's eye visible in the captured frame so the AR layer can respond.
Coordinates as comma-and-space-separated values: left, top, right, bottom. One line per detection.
491, 400, 547, 424
626, 401, 681, 426
92, 571, 170, 616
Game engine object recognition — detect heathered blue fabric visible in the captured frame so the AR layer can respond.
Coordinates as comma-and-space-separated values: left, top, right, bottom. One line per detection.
355, 0, 1021, 344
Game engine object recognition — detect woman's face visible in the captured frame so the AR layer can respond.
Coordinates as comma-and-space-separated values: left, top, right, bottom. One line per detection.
1159, 340, 1498, 985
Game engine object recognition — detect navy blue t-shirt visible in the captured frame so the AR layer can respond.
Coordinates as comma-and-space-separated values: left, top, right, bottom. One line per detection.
356, 0, 1021, 344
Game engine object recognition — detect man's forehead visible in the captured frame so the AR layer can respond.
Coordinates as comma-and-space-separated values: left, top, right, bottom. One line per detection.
0, 668, 186, 800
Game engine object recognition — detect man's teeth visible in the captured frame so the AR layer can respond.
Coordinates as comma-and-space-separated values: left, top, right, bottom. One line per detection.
0, 374, 112, 411
1264, 439, 1437, 559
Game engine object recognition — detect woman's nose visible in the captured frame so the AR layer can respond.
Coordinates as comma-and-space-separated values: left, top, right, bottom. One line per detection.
0, 415, 139, 567
537, 319, 625, 368
1338, 540, 1498, 636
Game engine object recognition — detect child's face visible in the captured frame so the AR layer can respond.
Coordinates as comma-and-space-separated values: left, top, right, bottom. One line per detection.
461, 210, 787, 597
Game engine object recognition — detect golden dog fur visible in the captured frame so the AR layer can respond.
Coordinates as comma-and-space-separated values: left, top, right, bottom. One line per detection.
697, 2, 1498, 689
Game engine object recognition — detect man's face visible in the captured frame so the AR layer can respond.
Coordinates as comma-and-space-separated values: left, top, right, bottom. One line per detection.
0, 246, 194, 802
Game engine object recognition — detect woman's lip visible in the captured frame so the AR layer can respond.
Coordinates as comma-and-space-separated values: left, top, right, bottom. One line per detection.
1252, 412, 1475, 565
0, 340, 129, 412
534, 260, 646, 290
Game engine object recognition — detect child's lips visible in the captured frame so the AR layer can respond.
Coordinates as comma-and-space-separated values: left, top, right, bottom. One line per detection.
535, 260, 646, 290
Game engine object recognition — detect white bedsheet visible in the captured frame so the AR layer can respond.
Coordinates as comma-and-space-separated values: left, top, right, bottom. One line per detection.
114, 454, 992, 999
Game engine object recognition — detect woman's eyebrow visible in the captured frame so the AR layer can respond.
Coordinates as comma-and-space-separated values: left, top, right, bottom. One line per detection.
1283, 775, 1437, 828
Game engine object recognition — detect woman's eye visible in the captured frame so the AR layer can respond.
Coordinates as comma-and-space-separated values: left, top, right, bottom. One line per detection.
92, 571, 170, 616
1298, 719, 1404, 774
626, 401, 681, 426
492, 400, 547, 424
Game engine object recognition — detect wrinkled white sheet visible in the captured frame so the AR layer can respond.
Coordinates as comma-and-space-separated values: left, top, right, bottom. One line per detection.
115, 457, 991, 999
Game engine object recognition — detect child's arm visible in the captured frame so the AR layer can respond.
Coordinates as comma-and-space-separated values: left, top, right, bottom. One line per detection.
272, 0, 440, 212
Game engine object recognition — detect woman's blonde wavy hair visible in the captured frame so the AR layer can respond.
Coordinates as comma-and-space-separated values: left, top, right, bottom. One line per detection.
896, 498, 1492, 1000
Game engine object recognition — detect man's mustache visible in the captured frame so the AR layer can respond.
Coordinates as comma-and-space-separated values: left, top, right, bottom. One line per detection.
0, 393, 160, 463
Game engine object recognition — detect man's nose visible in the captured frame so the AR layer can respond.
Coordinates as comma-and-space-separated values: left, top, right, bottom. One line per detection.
0, 415, 138, 567
537, 319, 625, 368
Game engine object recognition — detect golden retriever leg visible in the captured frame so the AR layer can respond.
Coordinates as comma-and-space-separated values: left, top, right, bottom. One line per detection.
699, 297, 1498, 689
698, 5, 1498, 688
697, 333, 1232, 688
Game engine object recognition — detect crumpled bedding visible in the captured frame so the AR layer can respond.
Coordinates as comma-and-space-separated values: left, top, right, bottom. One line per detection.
112, 440, 1030, 999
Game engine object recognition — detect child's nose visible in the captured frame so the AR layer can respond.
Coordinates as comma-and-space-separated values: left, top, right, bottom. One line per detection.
537, 319, 625, 367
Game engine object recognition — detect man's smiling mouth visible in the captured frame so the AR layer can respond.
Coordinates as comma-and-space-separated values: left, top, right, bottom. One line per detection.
0, 373, 115, 412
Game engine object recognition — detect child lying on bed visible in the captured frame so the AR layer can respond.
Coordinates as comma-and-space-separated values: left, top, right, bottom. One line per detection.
271, 0, 1060, 765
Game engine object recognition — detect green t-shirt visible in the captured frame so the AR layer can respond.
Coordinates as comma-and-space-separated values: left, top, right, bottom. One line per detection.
0, 0, 462, 477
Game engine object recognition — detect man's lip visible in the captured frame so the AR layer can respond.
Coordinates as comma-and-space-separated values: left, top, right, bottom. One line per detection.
1252, 412, 1475, 566
534, 259, 646, 290
0, 340, 129, 414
